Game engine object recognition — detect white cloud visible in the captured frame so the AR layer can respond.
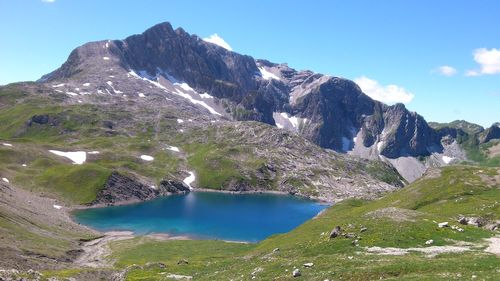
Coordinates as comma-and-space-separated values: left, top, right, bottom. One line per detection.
465, 70, 479, 77
42, 0, 56, 3
466, 48, 500, 76
433, 65, 457, 76
354, 76, 414, 104
202, 34, 233, 51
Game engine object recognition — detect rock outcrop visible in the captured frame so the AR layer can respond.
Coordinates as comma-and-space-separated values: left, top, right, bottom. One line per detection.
92, 172, 189, 206
479, 123, 500, 144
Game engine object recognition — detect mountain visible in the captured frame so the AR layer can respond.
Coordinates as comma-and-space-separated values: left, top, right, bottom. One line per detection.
36, 22, 479, 182
1, 21, 500, 279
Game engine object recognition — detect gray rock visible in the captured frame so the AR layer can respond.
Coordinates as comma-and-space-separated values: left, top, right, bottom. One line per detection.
91, 172, 189, 206
438, 222, 449, 228
160, 179, 190, 194
344, 233, 355, 238
292, 269, 301, 277
329, 226, 342, 239
458, 216, 468, 225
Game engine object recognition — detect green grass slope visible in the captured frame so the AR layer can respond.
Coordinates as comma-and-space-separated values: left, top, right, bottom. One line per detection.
102, 166, 500, 280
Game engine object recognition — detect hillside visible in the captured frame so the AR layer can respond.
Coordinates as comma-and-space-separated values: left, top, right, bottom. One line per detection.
1, 166, 496, 280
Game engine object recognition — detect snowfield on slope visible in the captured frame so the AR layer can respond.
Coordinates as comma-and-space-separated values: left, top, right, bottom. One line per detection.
49, 150, 87, 165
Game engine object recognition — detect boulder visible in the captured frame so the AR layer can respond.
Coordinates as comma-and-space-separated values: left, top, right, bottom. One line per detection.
160, 179, 190, 194
458, 216, 468, 225
292, 269, 301, 277
438, 222, 448, 228
329, 226, 342, 239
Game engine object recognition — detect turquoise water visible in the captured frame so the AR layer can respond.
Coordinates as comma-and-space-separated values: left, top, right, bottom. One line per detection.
73, 192, 328, 242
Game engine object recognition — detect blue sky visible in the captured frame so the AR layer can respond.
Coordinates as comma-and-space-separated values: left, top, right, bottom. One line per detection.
0, 0, 499, 127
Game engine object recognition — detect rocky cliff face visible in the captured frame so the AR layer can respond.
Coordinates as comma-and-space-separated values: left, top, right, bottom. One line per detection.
480, 123, 500, 144
92, 172, 189, 206
39, 21, 463, 181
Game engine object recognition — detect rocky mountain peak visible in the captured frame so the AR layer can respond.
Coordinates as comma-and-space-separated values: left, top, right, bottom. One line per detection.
36, 21, 470, 182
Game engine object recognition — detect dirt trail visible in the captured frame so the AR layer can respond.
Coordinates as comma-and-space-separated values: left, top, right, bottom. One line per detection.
365, 245, 470, 257
75, 231, 135, 268
485, 236, 500, 256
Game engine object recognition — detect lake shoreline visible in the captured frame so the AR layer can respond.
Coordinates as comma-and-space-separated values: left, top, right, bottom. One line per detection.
71, 188, 334, 211
71, 190, 329, 244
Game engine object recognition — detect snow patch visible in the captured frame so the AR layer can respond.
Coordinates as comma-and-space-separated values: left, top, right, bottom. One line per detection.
2, 143, 13, 147
200, 93, 214, 99
22, 164, 27, 167
202, 34, 233, 51
106, 81, 123, 94
258, 67, 280, 80
273, 112, 308, 131
138, 93, 145, 98
103, 57, 110, 60
377, 141, 385, 152
172, 88, 222, 116
49, 150, 86, 165
177, 82, 195, 92
140, 155, 154, 161
2, 178, 9, 183
66, 92, 78, 96
82, 83, 90, 87
166, 145, 180, 152
177, 119, 184, 123
88, 151, 100, 155
53, 205, 62, 210
183, 172, 196, 190
130, 69, 222, 116
442, 156, 454, 164
52, 84, 65, 88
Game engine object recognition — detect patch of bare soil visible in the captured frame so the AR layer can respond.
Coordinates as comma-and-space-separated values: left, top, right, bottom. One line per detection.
0, 182, 97, 269
365, 245, 470, 257
485, 236, 500, 256
479, 169, 500, 187
365, 207, 422, 222
487, 143, 500, 158
75, 231, 135, 268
